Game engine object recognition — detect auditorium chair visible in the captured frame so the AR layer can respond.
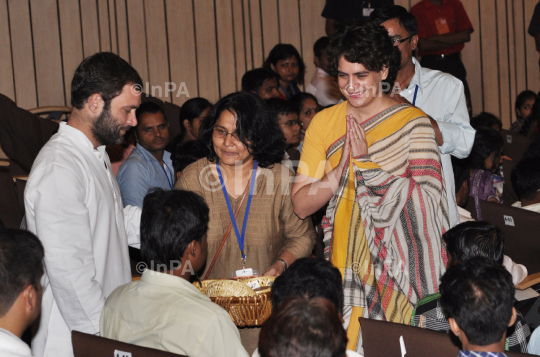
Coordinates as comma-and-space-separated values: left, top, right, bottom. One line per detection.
501, 129, 532, 163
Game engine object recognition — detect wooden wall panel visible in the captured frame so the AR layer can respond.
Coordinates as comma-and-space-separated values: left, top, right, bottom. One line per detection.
243, 0, 253, 70
193, 0, 219, 101
299, 0, 327, 91
166, 0, 197, 105
496, 0, 511, 128
525, 0, 540, 91
8, 0, 37, 109
30, 0, 65, 107
249, 0, 264, 68
144, 0, 171, 101
115, 0, 130, 61
58, 0, 83, 106
513, 1, 527, 99
215, 0, 237, 97
261, 0, 279, 59
97, 0, 111, 52
108, 0, 118, 54
479, 0, 499, 115
80, 0, 101, 57
278, 0, 302, 54
461, 1, 482, 116
232, 0, 247, 91
507, 0, 518, 125
394, 0, 409, 9
0, 0, 15, 101
126, 0, 148, 83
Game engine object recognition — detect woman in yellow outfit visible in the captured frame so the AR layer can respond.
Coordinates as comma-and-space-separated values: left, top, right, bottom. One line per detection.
292, 21, 449, 352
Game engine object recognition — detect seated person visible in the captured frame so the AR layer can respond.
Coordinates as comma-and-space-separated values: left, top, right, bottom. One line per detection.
451, 156, 472, 223
471, 112, 503, 132
465, 127, 505, 220
306, 36, 342, 106
440, 257, 517, 357
100, 189, 249, 357
411, 221, 530, 352
171, 139, 210, 182
241, 68, 280, 100
263, 44, 305, 100
258, 297, 348, 357
511, 157, 540, 213
117, 102, 174, 207
511, 90, 537, 133
179, 97, 212, 142
266, 98, 302, 170
0, 228, 44, 357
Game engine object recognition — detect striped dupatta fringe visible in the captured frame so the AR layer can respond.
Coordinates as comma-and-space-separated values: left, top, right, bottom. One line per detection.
323, 104, 449, 348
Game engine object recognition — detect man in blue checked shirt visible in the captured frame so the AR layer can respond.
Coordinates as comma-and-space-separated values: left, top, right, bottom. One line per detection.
117, 101, 174, 207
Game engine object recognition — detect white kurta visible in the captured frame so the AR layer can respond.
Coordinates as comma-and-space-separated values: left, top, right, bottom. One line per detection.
25, 122, 141, 357
401, 58, 476, 228
0, 328, 33, 357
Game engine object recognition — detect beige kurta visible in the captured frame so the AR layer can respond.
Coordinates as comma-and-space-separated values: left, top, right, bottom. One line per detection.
176, 157, 316, 279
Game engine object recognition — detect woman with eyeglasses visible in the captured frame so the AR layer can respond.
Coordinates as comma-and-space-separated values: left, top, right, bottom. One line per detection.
292, 21, 449, 351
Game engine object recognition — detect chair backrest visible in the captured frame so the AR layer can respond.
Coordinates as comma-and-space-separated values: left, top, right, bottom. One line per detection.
359, 318, 532, 357
501, 129, 533, 162
479, 200, 540, 274
502, 159, 519, 206
28, 106, 71, 122
72, 331, 187, 357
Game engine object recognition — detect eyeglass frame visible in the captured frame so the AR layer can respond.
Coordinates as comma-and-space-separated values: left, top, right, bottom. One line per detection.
212, 126, 240, 141
279, 119, 303, 128
391, 34, 415, 45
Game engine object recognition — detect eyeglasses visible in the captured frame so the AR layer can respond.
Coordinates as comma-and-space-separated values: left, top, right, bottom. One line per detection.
280, 120, 302, 128
213, 127, 240, 141
391, 35, 414, 46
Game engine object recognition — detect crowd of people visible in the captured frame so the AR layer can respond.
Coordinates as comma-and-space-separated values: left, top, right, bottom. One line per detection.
1, 2, 540, 357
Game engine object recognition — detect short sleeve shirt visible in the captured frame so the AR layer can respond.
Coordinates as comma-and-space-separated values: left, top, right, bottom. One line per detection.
322, 0, 394, 22
411, 0, 474, 56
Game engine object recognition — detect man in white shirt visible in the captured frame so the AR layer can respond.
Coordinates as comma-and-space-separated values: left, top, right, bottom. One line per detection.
100, 188, 249, 357
511, 156, 540, 213
24, 52, 143, 357
306, 36, 342, 107
0, 228, 44, 357
371, 6, 475, 228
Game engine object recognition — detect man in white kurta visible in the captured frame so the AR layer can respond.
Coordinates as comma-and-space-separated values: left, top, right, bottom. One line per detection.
24, 52, 143, 357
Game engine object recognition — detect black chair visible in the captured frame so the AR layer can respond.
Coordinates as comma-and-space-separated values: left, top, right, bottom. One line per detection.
501, 129, 532, 162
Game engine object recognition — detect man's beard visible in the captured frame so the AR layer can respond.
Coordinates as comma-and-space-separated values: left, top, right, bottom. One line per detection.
91, 105, 130, 146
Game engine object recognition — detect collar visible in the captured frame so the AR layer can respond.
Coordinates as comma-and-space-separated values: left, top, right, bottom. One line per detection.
457, 206, 472, 219
134, 143, 170, 165
59, 122, 108, 159
401, 58, 424, 96
458, 351, 508, 357
423, 0, 449, 8
513, 201, 540, 211
140, 269, 207, 297
0, 327, 32, 355
315, 67, 331, 77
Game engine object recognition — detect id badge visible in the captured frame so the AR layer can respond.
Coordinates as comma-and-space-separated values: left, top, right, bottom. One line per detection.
435, 17, 450, 34
363, 7, 374, 17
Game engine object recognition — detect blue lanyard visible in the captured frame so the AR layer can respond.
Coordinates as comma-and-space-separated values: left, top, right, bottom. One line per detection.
412, 85, 419, 106
162, 161, 173, 189
216, 160, 258, 260
279, 82, 297, 99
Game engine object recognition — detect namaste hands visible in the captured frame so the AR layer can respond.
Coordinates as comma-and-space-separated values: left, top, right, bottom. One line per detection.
339, 114, 368, 168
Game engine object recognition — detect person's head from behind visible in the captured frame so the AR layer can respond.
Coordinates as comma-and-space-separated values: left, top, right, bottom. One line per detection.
326, 20, 401, 107
263, 44, 306, 85
134, 101, 170, 154
515, 90, 537, 121
259, 296, 347, 357
271, 257, 344, 315
443, 221, 504, 268
440, 257, 516, 352
452, 157, 470, 208
179, 97, 212, 142
199, 92, 285, 169
0, 228, 44, 337
290, 93, 320, 130
313, 36, 331, 73
370, 5, 418, 70
511, 156, 540, 207
171, 139, 210, 181
266, 98, 301, 148
467, 127, 504, 173
241, 68, 280, 100
71, 52, 143, 146
140, 189, 209, 278
471, 112, 503, 132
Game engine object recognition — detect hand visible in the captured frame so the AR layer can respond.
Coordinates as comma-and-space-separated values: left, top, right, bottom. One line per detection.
428, 117, 444, 146
348, 115, 368, 158
263, 261, 285, 277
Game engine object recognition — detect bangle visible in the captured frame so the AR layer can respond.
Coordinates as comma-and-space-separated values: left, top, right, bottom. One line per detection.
274, 258, 287, 271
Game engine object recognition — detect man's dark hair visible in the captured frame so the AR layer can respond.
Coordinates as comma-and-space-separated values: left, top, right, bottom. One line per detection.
0, 228, 44, 316
263, 44, 306, 85
265, 98, 297, 122
440, 257, 514, 346
313, 36, 330, 58
71, 52, 142, 110
171, 139, 210, 175
241, 68, 279, 93
271, 257, 344, 312
199, 92, 285, 168
451, 156, 469, 194
259, 297, 347, 357
326, 20, 401, 94
465, 127, 504, 171
511, 156, 540, 201
443, 221, 504, 266
370, 5, 418, 37
140, 189, 209, 270
471, 112, 503, 132
135, 101, 166, 126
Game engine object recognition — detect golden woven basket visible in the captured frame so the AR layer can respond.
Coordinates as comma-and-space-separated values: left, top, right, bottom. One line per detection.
194, 276, 276, 327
